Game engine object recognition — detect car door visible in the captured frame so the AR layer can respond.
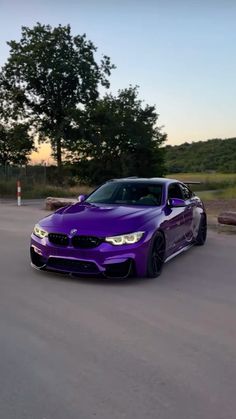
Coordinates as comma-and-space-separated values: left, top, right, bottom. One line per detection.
179, 183, 195, 243
164, 183, 186, 254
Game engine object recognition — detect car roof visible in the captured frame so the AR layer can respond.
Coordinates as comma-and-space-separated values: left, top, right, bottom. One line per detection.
106, 177, 180, 185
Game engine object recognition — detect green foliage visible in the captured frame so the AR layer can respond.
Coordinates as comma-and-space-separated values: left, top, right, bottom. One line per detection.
0, 23, 114, 167
0, 23, 166, 179
0, 123, 34, 166
165, 138, 236, 173
65, 86, 166, 184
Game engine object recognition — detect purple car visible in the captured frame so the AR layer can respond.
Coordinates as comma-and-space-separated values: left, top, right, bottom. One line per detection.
30, 178, 207, 278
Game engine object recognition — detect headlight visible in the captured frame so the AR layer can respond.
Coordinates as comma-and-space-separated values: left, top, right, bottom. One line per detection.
33, 224, 48, 239
105, 231, 144, 246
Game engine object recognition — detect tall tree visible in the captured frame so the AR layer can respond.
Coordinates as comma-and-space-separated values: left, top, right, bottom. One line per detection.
0, 23, 114, 169
0, 123, 33, 166
65, 86, 166, 184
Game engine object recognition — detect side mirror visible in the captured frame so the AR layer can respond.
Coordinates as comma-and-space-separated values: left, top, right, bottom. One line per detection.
78, 194, 87, 203
168, 198, 186, 208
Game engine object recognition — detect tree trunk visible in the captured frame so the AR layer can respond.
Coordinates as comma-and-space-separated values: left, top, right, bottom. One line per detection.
56, 137, 62, 181
56, 137, 62, 167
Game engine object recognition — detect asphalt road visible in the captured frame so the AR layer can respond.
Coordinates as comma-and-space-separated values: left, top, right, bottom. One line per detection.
0, 204, 236, 419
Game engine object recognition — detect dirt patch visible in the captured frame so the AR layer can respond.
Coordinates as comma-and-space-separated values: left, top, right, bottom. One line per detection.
204, 199, 236, 216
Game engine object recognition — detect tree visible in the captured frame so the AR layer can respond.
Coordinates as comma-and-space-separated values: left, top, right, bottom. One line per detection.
0, 123, 34, 167
65, 86, 166, 184
0, 23, 114, 170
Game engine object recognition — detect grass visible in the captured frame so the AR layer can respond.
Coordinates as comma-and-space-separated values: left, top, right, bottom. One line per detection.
167, 173, 236, 217
197, 188, 236, 200
1, 172, 236, 200
168, 172, 236, 199
0, 179, 93, 199
168, 172, 236, 182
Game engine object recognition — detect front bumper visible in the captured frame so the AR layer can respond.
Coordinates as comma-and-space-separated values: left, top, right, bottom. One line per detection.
30, 233, 150, 278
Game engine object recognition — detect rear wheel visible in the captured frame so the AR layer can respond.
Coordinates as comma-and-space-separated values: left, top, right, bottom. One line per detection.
147, 232, 165, 278
195, 214, 207, 246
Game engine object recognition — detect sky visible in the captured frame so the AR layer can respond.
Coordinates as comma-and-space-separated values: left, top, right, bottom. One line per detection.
0, 0, 236, 162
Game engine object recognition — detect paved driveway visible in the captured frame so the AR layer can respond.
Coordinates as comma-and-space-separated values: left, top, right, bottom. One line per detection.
0, 204, 236, 419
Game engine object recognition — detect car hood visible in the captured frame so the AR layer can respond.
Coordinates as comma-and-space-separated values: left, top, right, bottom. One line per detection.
40, 202, 162, 236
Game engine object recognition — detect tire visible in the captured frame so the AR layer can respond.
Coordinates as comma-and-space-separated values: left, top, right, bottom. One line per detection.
147, 231, 166, 278
195, 214, 207, 246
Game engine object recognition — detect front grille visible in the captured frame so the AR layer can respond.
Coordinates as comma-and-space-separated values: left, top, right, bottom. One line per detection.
48, 232, 102, 249
47, 257, 99, 274
48, 233, 69, 246
71, 235, 102, 249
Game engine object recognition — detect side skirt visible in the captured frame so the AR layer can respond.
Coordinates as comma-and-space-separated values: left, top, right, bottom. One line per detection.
164, 243, 193, 263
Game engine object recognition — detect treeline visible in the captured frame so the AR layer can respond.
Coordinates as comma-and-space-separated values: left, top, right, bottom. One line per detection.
0, 23, 166, 184
165, 138, 236, 173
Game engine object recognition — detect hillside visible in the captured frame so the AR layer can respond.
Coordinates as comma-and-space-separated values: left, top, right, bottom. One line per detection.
165, 138, 236, 173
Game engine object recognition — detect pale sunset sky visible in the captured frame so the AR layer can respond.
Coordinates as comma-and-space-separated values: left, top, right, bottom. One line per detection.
0, 0, 235, 163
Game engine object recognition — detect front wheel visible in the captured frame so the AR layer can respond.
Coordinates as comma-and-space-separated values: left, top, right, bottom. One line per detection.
147, 231, 166, 278
195, 214, 207, 246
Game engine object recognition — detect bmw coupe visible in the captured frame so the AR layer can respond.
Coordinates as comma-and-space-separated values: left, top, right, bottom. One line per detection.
30, 178, 207, 278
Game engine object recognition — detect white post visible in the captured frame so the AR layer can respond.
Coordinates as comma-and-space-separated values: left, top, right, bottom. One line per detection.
17, 180, 21, 207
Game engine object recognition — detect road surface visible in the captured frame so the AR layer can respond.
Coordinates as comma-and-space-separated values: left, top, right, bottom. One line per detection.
0, 203, 236, 419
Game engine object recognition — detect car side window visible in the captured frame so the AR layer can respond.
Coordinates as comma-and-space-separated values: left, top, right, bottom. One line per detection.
168, 183, 183, 200
179, 184, 192, 200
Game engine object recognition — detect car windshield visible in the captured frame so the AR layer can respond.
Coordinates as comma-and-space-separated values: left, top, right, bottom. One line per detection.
86, 182, 163, 206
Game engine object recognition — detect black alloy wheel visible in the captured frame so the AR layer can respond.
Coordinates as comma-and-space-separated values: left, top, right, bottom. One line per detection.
147, 232, 165, 278
195, 214, 207, 246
